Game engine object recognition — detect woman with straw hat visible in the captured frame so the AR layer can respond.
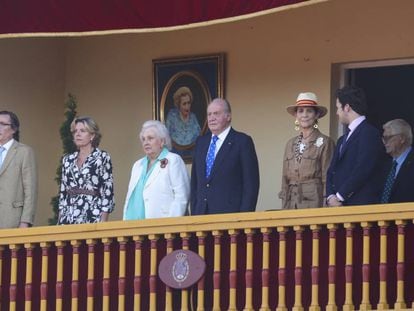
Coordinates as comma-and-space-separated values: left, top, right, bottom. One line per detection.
279, 92, 335, 209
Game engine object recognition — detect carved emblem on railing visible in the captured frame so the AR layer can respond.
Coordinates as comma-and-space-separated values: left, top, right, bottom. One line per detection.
172, 251, 189, 284
159, 249, 206, 289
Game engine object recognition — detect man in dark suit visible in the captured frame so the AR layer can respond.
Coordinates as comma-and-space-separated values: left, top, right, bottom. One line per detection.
326, 86, 384, 206
379, 119, 414, 203
190, 98, 260, 215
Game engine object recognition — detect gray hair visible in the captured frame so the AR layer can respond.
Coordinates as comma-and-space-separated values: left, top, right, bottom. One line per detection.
140, 120, 172, 150
383, 119, 413, 146
209, 98, 232, 114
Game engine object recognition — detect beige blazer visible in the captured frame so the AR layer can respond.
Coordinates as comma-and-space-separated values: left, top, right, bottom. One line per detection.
0, 140, 37, 228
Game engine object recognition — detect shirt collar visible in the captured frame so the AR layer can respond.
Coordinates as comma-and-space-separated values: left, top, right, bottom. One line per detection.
348, 115, 366, 133
1, 138, 15, 151
144, 147, 169, 164
214, 125, 231, 141
395, 146, 412, 164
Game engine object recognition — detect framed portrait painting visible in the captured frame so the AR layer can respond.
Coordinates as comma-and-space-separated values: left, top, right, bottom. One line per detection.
153, 54, 224, 163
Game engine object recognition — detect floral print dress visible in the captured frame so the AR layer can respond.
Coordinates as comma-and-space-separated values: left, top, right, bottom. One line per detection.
58, 148, 114, 224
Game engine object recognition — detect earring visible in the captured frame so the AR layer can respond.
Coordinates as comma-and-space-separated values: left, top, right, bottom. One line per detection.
313, 123, 319, 129
294, 120, 300, 131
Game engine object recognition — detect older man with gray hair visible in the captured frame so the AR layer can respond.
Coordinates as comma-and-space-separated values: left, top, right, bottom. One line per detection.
380, 118, 414, 203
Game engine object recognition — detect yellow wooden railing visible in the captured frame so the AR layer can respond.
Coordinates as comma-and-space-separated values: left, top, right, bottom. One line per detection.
0, 203, 413, 310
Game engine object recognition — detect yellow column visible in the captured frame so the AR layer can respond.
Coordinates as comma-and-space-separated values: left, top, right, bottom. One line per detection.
0, 245, 3, 310
55, 241, 65, 311
132, 236, 143, 311
149, 234, 159, 311
196, 231, 206, 311
40, 242, 50, 311
180, 232, 190, 311
343, 223, 354, 311
244, 228, 255, 311
229, 229, 239, 311
293, 226, 304, 311
102, 238, 112, 311
360, 222, 372, 311
259, 228, 270, 311
70, 240, 80, 311
164, 233, 175, 311
9, 244, 19, 311
86, 239, 96, 311
326, 224, 337, 311
276, 226, 287, 311
24, 243, 34, 311
309, 225, 321, 311
394, 220, 406, 309
377, 221, 389, 310
212, 230, 222, 311
118, 237, 127, 311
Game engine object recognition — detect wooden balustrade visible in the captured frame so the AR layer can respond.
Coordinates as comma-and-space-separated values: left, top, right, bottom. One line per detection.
0, 203, 413, 310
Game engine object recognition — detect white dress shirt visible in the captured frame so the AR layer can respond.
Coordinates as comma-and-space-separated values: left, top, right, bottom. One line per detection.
0, 138, 14, 164
211, 126, 231, 156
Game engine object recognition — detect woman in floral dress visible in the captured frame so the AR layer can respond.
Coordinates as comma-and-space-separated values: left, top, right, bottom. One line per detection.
58, 116, 114, 224
279, 92, 335, 209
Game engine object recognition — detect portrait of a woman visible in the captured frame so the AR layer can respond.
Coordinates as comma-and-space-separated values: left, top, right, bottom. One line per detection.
166, 86, 201, 147
58, 116, 114, 224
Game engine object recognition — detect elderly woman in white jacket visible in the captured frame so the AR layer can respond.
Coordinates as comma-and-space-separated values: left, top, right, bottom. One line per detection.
123, 120, 190, 220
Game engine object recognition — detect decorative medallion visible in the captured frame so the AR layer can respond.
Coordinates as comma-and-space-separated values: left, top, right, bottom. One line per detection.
172, 251, 189, 285
159, 249, 206, 289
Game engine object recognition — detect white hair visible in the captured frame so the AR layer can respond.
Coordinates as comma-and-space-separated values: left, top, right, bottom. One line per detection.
383, 119, 413, 146
140, 120, 172, 150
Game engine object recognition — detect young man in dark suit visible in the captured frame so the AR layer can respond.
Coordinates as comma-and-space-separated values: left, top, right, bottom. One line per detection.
379, 119, 414, 203
326, 86, 385, 206
190, 98, 260, 215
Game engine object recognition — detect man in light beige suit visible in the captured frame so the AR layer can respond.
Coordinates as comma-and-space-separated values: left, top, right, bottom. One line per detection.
0, 111, 37, 228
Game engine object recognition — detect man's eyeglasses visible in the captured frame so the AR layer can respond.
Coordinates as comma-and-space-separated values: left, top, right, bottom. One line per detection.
0, 122, 12, 129
382, 133, 400, 143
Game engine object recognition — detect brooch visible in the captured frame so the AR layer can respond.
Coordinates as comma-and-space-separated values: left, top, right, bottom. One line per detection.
314, 137, 324, 147
160, 158, 168, 168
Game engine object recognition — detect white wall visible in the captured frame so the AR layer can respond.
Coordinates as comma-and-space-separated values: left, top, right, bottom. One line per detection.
0, 38, 65, 224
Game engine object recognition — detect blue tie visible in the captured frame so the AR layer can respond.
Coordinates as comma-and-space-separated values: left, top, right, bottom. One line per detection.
339, 127, 350, 156
0, 146, 5, 168
380, 160, 398, 203
205, 135, 218, 178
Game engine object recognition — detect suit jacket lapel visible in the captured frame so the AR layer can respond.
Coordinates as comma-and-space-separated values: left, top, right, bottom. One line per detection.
393, 149, 414, 187
0, 141, 18, 176
339, 121, 365, 158
144, 162, 162, 188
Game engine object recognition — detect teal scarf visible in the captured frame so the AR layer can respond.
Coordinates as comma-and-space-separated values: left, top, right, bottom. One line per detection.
125, 148, 169, 220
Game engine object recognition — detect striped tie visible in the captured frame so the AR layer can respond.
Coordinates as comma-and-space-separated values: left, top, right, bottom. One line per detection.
380, 160, 397, 203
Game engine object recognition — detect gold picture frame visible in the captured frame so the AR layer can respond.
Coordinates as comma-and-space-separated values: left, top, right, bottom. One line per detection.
153, 54, 225, 163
